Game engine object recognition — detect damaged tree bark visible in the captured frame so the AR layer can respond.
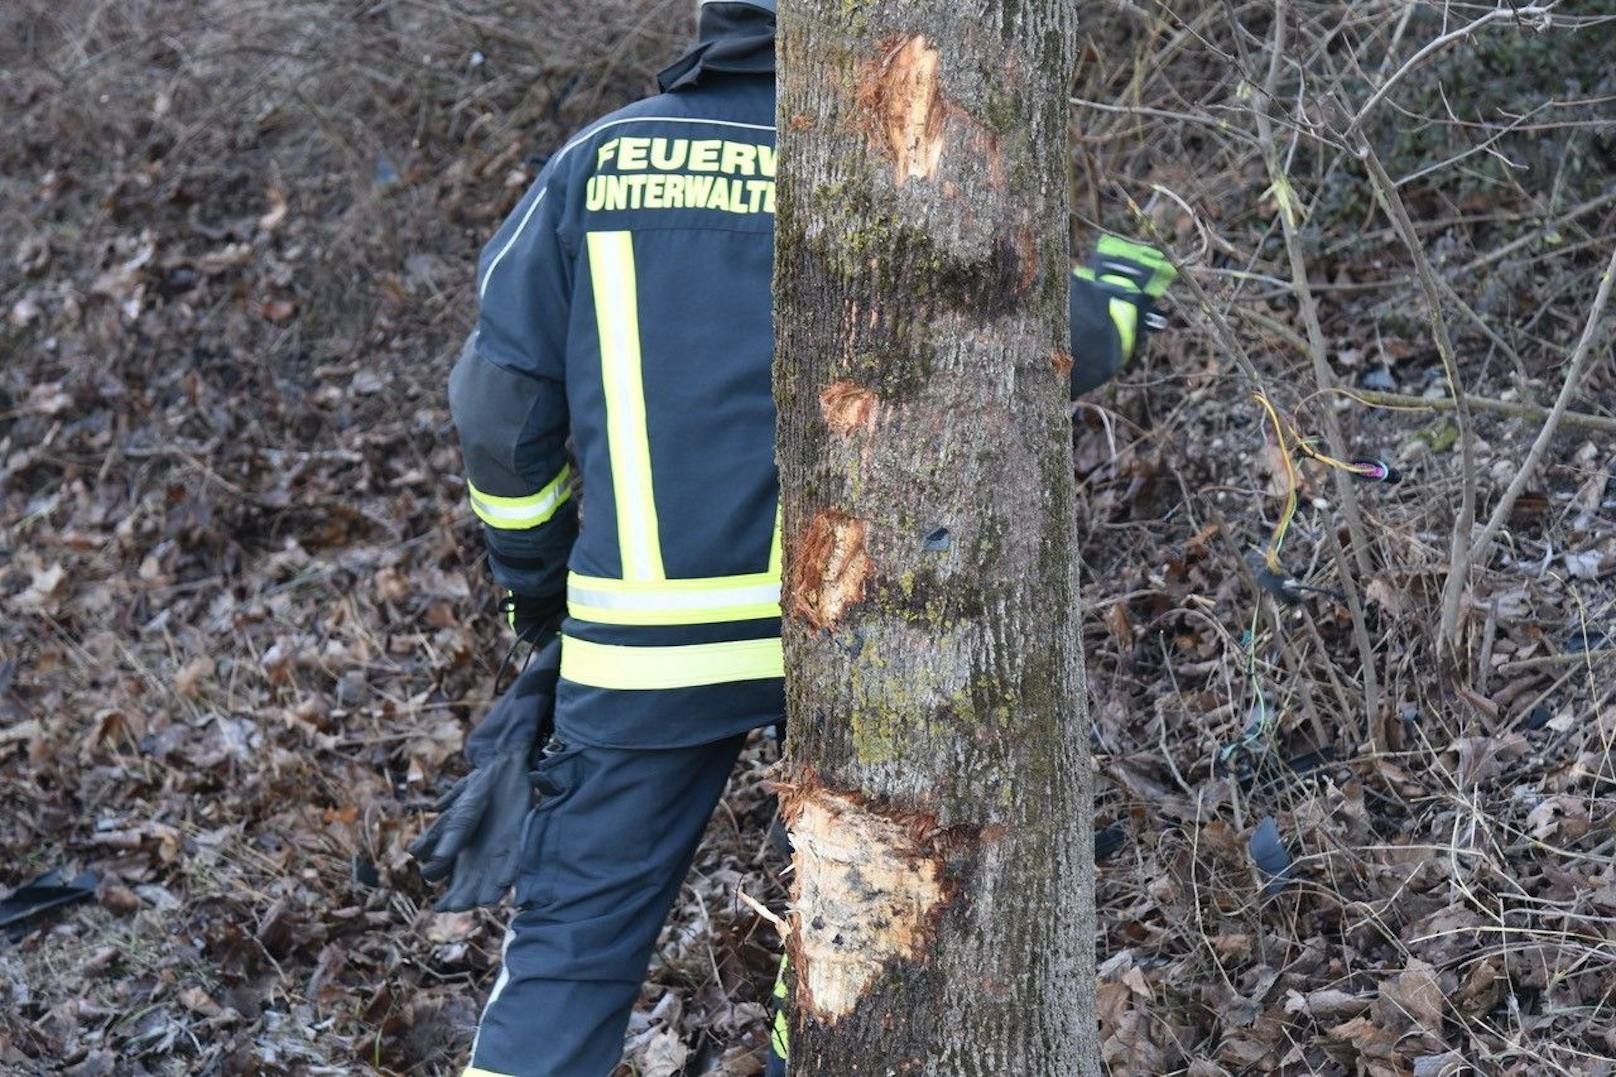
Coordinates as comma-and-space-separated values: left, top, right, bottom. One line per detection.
774, 2, 1095, 1073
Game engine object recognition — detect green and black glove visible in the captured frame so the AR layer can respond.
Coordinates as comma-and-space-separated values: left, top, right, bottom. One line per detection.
409, 636, 561, 911
1069, 235, 1178, 398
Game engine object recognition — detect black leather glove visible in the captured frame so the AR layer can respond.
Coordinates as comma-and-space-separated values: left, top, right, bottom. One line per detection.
409, 637, 561, 911
409, 748, 535, 909
501, 590, 565, 643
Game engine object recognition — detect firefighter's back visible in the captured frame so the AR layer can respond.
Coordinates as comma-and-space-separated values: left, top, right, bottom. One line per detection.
544, 74, 783, 748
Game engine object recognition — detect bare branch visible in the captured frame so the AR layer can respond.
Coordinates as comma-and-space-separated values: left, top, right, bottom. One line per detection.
1256, 0, 1380, 724
1355, 137, 1480, 654
1345, 4, 1556, 135
1466, 244, 1616, 563
1347, 388, 1616, 437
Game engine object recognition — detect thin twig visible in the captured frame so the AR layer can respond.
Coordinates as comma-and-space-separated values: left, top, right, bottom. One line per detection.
1356, 137, 1479, 654
1466, 245, 1616, 564
1345, 5, 1555, 135
1454, 188, 1616, 280
1255, 0, 1378, 589
1346, 389, 1616, 436
1496, 649, 1616, 676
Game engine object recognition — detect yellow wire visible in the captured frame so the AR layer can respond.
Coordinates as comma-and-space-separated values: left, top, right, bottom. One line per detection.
1285, 421, 1381, 478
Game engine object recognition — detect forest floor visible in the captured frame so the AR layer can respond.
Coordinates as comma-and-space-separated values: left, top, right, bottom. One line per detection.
3, 2, 1614, 1075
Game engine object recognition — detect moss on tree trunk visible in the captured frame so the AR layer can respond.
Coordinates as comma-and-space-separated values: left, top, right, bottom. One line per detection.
774, 1, 1097, 1072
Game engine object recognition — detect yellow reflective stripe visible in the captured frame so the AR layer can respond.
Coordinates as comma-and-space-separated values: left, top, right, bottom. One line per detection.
1109, 296, 1138, 361
464, 1069, 516, 1077
1098, 272, 1142, 361
467, 466, 572, 530
568, 571, 780, 626
771, 1007, 790, 1059
770, 951, 790, 1059
561, 636, 783, 690
588, 230, 664, 581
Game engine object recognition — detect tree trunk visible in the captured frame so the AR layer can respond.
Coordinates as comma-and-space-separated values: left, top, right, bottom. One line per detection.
773, 3, 1095, 1074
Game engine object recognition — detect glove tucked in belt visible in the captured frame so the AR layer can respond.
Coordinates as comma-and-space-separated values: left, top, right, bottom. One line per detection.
409, 636, 561, 911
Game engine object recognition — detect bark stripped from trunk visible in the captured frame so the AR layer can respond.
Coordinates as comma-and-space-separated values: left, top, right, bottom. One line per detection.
774, 2, 1095, 1073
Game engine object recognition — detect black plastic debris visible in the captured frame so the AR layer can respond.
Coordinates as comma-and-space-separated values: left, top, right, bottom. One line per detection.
1094, 822, 1126, 864
0, 869, 99, 931
1564, 627, 1612, 654
1255, 565, 1345, 606
1348, 457, 1402, 485
768, 815, 793, 862
351, 854, 380, 889
1249, 816, 1292, 895
1255, 565, 1301, 605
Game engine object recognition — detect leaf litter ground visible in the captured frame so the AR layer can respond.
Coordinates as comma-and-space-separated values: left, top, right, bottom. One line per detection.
3, 2, 1615, 1074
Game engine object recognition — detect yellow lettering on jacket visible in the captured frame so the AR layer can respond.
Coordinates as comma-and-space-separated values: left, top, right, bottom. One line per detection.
589, 136, 776, 216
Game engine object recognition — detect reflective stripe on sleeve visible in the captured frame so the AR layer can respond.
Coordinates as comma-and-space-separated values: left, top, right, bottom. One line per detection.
770, 1007, 790, 1060
467, 466, 572, 530
561, 636, 783, 690
568, 572, 780, 626
588, 231, 665, 582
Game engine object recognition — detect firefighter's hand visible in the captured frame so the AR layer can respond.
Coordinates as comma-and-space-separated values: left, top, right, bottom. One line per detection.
1091, 235, 1177, 306
502, 590, 565, 643
1070, 236, 1178, 397
408, 748, 533, 911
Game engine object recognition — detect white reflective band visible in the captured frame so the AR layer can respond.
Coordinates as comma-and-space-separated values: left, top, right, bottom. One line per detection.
467, 929, 515, 1070
568, 573, 780, 626
589, 231, 665, 582
467, 467, 571, 530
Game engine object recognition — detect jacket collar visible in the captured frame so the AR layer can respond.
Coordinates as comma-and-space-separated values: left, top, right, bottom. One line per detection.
656, 3, 776, 92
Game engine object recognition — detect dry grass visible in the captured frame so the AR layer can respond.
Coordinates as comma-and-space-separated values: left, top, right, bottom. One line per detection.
1071, 2, 1616, 1072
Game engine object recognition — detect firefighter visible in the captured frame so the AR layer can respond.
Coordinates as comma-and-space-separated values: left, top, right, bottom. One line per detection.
428, 1, 1175, 1072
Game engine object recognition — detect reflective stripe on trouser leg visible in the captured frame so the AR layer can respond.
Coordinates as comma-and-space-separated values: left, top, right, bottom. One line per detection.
588, 230, 664, 582
465, 736, 747, 1077
770, 951, 790, 1062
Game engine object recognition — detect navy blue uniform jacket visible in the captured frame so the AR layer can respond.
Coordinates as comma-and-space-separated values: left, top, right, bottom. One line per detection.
450, 7, 1144, 749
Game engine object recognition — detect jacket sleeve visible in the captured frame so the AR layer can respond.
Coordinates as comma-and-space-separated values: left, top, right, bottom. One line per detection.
1068, 236, 1177, 398
449, 163, 579, 600
1068, 268, 1130, 398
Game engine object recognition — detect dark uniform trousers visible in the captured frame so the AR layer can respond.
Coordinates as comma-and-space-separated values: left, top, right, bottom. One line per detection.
467, 735, 748, 1076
